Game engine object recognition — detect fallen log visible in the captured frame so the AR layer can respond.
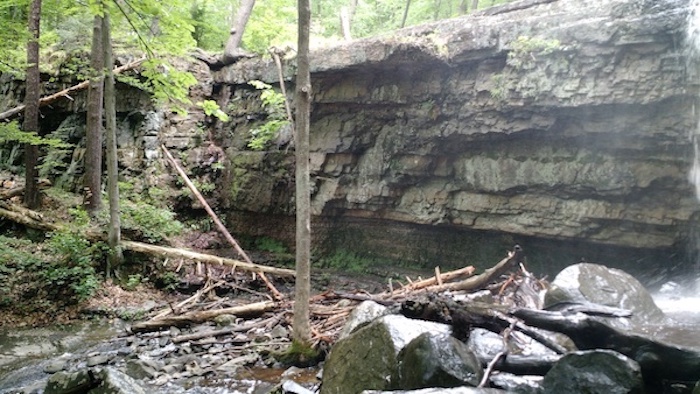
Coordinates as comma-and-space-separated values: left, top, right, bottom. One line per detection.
512, 308, 700, 382
130, 300, 277, 333
122, 240, 295, 277
0, 58, 145, 121
476, 353, 560, 376
0, 201, 295, 277
0, 186, 24, 200
161, 145, 284, 300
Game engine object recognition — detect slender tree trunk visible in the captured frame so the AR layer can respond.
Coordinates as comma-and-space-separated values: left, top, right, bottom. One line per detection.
102, 9, 123, 273
23, 0, 41, 209
471, 0, 479, 11
459, 0, 468, 14
222, 0, 255, 64
340, 0, 358, 40
401, 0, 412, 28
84, 15, 104, 213
293, 0, 312, 345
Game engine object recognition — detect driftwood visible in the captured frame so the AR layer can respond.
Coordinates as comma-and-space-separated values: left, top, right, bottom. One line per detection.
393, 265, 476, 293
161, 145, 284, 300
129, 300, 277, 333
0, 58, 145, 121
428, 246, 523, 293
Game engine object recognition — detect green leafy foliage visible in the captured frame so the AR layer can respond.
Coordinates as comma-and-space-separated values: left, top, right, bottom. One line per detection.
0, 236, 43, 307
120, 199, 185, 243
44, 230, 102, 301
198, 99, 230, 122
255, 236, 288, 254
247, 80, 290, 150
0, 121, 70, 147
190, 0, 229, 51
507, 35, 562, 70
140, 58, 198, 114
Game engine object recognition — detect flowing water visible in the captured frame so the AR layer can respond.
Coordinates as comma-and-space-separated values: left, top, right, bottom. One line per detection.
632, 0, 700, 328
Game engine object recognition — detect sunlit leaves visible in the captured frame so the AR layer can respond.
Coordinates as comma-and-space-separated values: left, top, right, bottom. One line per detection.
0, 121, 70, 147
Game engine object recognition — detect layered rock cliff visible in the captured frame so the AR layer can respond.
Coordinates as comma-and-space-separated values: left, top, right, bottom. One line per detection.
209, 0, 700, 272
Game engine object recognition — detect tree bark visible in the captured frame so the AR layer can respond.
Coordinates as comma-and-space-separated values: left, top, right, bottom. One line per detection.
293, 0, 313, 345
471, 0, 479, 11
102, 9, 123, 273
84, 15, 104, 214
23, 0, 42, 209
222, 0, 255, 64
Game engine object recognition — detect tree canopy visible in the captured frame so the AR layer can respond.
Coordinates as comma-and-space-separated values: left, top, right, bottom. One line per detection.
0, 0, 516, 78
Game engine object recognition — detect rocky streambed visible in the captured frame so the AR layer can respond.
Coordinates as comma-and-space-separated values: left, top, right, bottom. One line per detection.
0, 296, 326, 394
1, 258, 699, 394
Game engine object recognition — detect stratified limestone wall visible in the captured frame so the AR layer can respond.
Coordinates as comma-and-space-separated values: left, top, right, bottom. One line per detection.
214, 0, 699, 268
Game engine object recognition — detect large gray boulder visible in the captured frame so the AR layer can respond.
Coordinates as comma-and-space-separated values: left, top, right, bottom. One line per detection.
541, 350, 644, 394
320, 314, 450, 394
396, 332, 482, 389
45, 369, 98, 394
544, 263, 665, 325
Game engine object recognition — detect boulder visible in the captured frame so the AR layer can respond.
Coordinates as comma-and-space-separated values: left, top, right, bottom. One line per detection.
45, 367, 146, 394
544, 263, 665, 325
395, 332, 482, 389
90, 367, 147, 394
45, 369, 99, 394
488, 373, 542, 393
541, 350, 644, 394
339, 300, 389, 340
320, 314, 450, 394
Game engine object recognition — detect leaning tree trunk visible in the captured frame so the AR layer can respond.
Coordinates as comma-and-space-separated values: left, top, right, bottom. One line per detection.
292, 0, 313, 345
23, 0, 42, 209
102, 9, 123, 273
222, 0, 255, 64
84, 15, 104, 214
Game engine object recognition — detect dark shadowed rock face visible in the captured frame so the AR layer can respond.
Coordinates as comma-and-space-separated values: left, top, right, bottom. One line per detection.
213, 0, 700, 269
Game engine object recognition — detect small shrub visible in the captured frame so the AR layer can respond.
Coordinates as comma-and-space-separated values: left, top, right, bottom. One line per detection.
316, 250, 373, 274
125, 274, 145, 291
255, 236, 288, 254
247, 80, 290, 150
155, 271, 180, 291
44, 230, 102, 302
121, 201, 184, 243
